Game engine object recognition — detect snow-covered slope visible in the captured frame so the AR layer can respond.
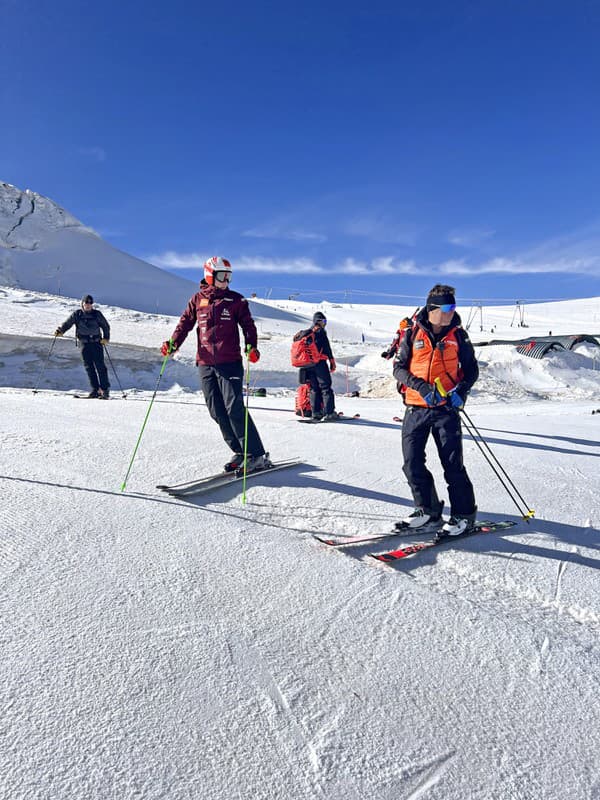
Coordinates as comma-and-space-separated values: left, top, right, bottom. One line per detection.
2, 287, 599, 403
1, 285, 600, 799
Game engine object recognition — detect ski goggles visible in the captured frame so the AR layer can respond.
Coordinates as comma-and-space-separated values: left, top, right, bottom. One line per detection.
427, 303, 456, 313
213, 271, 231, 282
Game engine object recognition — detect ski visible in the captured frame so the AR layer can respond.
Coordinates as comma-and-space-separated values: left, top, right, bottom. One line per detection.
157, 459, 302, 498
314, 520, 442, 547
314, 531, 399, 547
298, 412, 360, 424
370, 520, 517, 562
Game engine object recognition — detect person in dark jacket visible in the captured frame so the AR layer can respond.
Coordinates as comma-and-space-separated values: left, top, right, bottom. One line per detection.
393, 285, 479, 537
54, 294, 111, 398
161, 257, 268, 471
297, 311, 337, 422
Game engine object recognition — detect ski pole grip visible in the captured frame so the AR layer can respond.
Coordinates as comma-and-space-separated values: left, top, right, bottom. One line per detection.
434, 377, 448, 397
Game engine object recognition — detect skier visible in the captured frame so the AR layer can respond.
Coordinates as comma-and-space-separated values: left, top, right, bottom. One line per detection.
293, 312, 337, 421
54, 294, 111, 398
381, 313, 417, 360
161, 256, 268, 472
393, 285, 479, 537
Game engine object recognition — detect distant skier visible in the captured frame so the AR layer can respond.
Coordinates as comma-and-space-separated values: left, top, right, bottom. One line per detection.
161, 256, 269, 472
291, 312, 337, 421
381, 312, 417, 360
393, 285, 479, 537
54, 294, 111, 398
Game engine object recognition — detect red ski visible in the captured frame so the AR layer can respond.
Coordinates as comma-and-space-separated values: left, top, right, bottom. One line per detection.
370, 520, 517, 562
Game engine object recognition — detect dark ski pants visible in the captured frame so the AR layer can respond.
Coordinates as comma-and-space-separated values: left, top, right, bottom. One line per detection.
305, 361, 335, 416
199, 362, 265, 457
401, 405, 476, 518
81, 341, 109, 392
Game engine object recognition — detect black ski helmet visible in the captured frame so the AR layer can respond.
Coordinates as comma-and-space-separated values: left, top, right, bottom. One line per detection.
81, 294, 94, 306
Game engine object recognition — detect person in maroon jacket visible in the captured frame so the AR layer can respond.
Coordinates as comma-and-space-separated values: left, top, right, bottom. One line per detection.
161, 257, 269, 472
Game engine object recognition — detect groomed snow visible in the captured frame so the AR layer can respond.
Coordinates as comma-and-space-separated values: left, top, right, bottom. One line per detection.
1, 286, 599, 800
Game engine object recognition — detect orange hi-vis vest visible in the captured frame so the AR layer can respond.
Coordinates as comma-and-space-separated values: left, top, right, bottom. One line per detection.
404, 325, 464, 407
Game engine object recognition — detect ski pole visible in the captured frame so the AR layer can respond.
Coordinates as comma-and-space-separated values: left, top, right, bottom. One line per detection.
459, 408, 535, 520
103, 344, 127, 398
120, 344, 172, 492
434, 378, 535, 521
32, 335, 58, 394
241, 346, 252, 505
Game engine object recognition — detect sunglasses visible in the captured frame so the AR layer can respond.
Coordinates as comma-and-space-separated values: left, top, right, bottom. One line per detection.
427, 303, 456, 313
214, 271, 231, 282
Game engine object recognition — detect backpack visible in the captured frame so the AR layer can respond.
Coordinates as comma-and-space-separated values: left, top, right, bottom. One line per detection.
291, 329, 321, 368
295, 382, 323, 416
295, 383, 312, 416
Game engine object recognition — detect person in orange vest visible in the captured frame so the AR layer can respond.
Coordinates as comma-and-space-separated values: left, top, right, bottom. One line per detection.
393, 285, 479, 537
381, 311, 418, 360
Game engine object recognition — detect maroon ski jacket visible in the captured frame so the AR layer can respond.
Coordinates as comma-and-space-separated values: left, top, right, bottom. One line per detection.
170, 282, 258, 366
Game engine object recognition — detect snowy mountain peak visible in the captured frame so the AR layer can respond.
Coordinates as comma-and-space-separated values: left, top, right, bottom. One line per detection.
0, 180, 203, 314
0, 181, 96, 252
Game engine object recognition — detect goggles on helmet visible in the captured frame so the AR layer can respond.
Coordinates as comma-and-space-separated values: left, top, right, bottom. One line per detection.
214, 271, 231, 282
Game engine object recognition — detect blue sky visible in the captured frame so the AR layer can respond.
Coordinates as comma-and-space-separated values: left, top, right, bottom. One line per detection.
2, 0, 600, 304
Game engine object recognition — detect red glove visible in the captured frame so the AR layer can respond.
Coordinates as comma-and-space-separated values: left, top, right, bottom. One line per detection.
329, 358, 336, 372
161, 339, 176, 357
247, 347, 260, 363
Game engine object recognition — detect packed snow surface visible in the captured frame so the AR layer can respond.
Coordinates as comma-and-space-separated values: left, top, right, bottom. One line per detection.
1, 286, 600, 800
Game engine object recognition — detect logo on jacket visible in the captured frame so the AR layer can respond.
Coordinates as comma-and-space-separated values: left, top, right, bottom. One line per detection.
414, 340, 425, 349
221, 309, 231, 319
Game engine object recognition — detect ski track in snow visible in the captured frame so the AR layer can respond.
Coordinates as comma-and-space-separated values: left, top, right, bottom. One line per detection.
226, 634, 327, 796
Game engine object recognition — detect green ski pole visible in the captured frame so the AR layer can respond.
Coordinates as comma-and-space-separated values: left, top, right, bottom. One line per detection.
120, 342, 173, 491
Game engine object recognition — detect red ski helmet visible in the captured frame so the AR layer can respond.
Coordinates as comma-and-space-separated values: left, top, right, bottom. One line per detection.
204, 256, 232, 286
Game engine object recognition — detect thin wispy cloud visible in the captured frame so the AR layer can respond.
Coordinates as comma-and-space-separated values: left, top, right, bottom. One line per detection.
146, 251, 208, 269
342, 215, 422, 246
439, 256, 600, 276
147, 219, 600, 280
442, 220, 600, 276
242, 225, 327, 243
146, 252, 325, 274
447, 226, 495, 247
78, 146, 107, 163
234, 256, 324, 274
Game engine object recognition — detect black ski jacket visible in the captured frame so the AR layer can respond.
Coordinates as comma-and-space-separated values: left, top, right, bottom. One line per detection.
58, 309, 110, 342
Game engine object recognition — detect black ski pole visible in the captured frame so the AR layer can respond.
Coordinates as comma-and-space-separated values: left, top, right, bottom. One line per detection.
434, 378, 534, 520
103, 344, 127, 398
32, 335, 58, 394
459, 408, 535, 520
